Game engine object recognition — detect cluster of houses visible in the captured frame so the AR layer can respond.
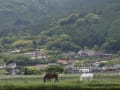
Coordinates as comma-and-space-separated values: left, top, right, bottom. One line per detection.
65, 49, 113, 59
1, 49, 118, 75
0, 63, 16, 69
10, 49, 113, 61
0, 60, 120, 75
24, 51, 47, 60
35, 59, 120, 74
35, 60, 77, 73
78, 50, 112, 59
0, 63, 18, 75
9, 49, 48, 61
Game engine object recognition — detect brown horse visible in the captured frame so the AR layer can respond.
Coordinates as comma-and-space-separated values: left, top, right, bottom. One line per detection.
44, 73, 59, 82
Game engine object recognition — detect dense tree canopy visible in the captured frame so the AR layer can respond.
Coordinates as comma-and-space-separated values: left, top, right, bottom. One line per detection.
0, 0, 119, 53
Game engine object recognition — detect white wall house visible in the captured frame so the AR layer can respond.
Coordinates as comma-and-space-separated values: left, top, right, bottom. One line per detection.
78, 50, 96, 57
24, 50, 47, 60
79, 68, 91, 73
7, 63, 16, 69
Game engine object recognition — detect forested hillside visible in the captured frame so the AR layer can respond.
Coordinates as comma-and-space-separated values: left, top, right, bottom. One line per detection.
0, 0, 120, 53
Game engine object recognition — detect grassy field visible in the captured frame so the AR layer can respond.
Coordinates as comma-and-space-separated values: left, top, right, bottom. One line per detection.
0, 73, 120, 90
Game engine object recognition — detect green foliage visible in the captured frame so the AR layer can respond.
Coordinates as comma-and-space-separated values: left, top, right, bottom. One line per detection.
0, 0, 119, 53
32, 40, 37, 49
102, 39, 120, 53
0, 74, 120, 90
1, 54, 34, 65
84, 13, 101, 23
44, 34, 80, 52
59, 14, 79, 25
11, 40, 32, 48
45, 65, 64, 73
92, 45, 101, 51
24, 67, 41, 75
23, 66, 41, 75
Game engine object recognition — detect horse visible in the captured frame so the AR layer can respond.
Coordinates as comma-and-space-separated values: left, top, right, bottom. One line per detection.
80, 73, 94, 81
44, 73, 59, 82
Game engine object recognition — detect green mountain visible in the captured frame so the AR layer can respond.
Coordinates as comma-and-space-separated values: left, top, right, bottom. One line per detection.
0, 0, 120, 53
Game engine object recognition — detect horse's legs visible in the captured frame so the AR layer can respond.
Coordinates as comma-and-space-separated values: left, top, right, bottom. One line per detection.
49, 79, 51, 82
47, 78, 51, 82
44, 77, 46, 83
44, 77, 51, 83
55, 78, 59, 82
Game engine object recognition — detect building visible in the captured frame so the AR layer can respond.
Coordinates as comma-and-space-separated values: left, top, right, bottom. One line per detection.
78, 50, 96, 57
78, 49, 112, 59
65, 63, 77, 73
10, 49, 21, 53
57, 60, 68, 65
7, 63, 16, 69
24, 50, 47, 60
79, 68, 91, 73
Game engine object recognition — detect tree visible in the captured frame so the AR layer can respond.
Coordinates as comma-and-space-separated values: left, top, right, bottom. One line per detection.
102, 39, 120, 53
24, 67, 33, 75
32, 40, 37, 49
92, 45, 100, 51
11, 40, 32, 48
46, 65, 64, 74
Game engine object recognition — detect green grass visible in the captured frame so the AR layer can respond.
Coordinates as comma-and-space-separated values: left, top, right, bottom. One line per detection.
0, 74, 120, 90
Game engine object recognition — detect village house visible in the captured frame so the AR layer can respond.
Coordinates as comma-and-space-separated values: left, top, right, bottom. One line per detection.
65, 63, 78, 73
7, 63, 16, 69
78, 50, 96, 57
10, 69, 20, 75
57, 60, 68, 65
92, 62, 100, 67
10, 49, 21, 53
79, 68, 91, 73
24, 49, 47, 60
78, 49, 112, 59
112, 64, 120, 71
98, 54, 112, 59
48, 63, 58, 66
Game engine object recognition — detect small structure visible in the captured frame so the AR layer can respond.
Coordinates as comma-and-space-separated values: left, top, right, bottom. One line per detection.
79, 68, 90, 73
10, 69, 20, 75
48, 63, 58, 66
7, 63, 16, 69
113, 64, 120, 71
57, 60, 68, 65
79, 67, 93, 73
65, 63, 78, 73
92, 62, 100, 67
98, 54, 112, 59
10, 49, 21, 53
